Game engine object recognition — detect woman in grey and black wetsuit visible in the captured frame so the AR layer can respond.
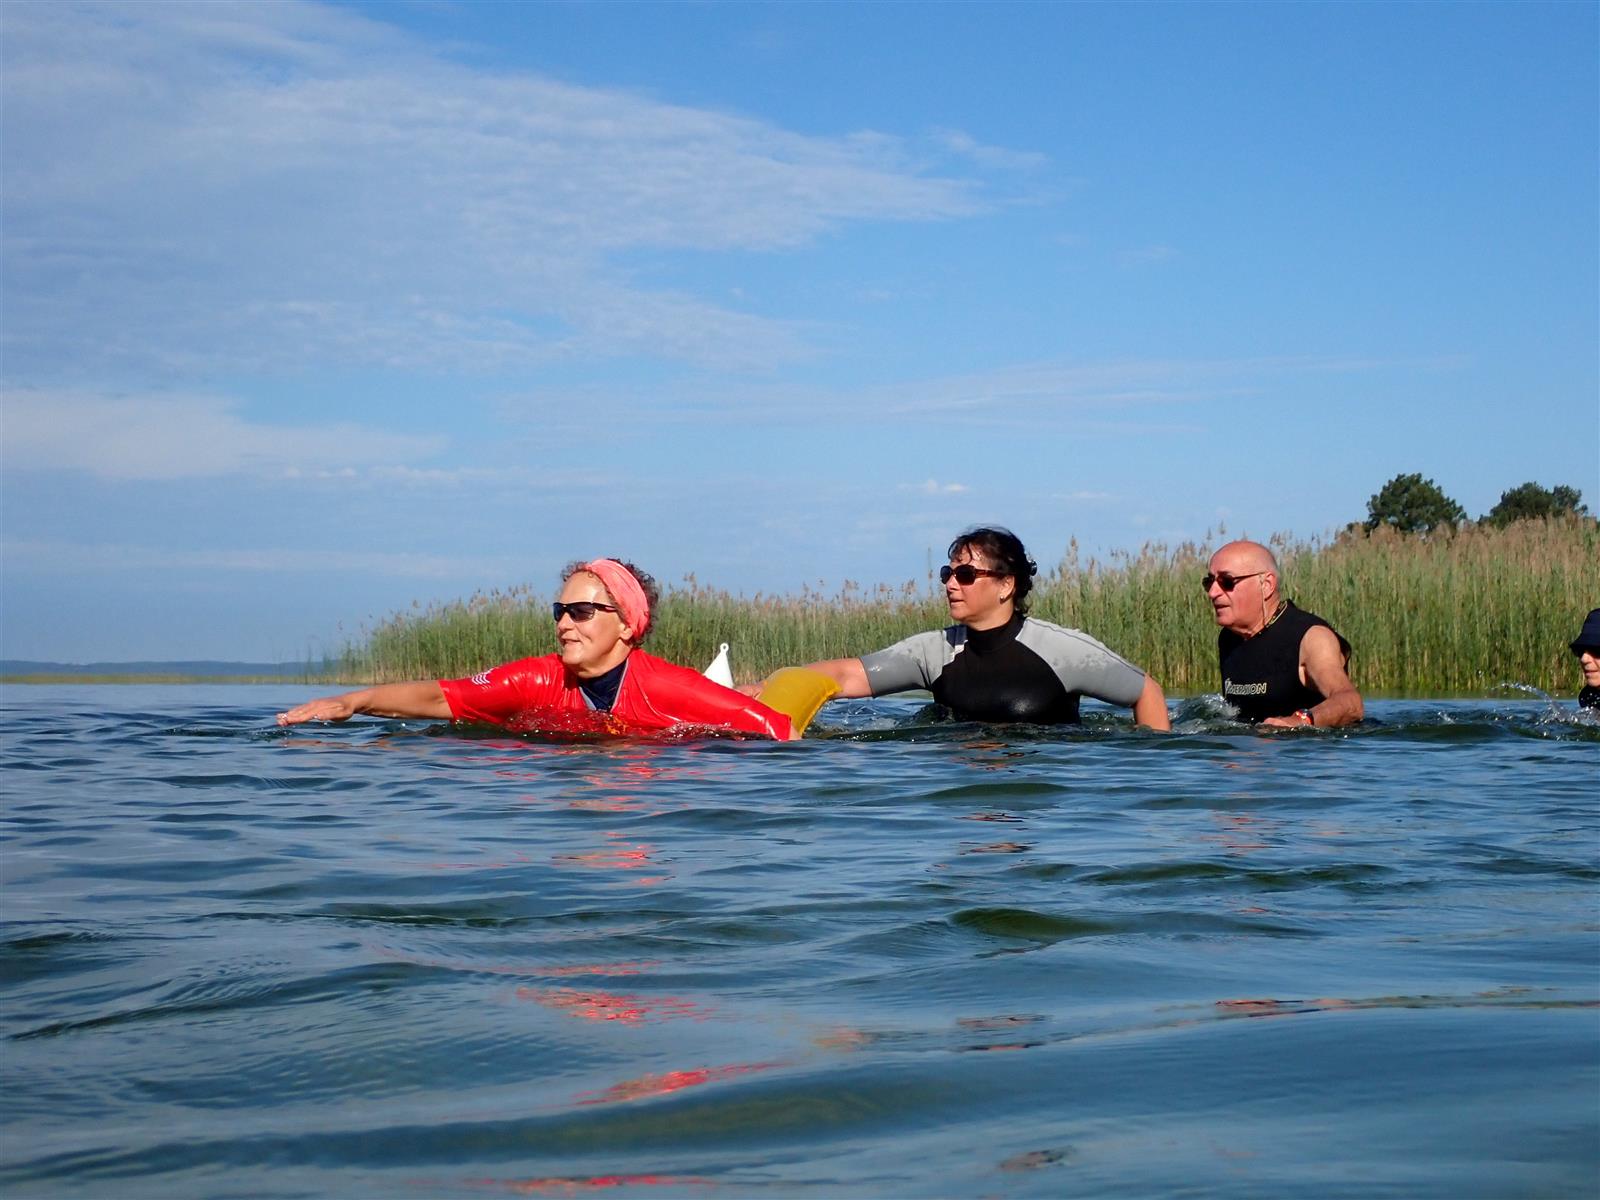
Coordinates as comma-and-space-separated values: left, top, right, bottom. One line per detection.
756, 527, 1170, 730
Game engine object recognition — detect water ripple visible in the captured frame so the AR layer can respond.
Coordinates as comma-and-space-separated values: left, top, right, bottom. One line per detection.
1, 688, 1595, 1199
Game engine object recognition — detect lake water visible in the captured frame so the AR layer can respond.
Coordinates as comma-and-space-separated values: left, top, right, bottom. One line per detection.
2, 685, 1596, 1198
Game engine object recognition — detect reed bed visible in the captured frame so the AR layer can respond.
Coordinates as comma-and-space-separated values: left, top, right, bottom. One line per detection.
337, 518, 1598, 697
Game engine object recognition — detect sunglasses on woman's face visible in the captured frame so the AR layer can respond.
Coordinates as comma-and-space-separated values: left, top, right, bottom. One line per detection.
939, 564, 1007, 586
1201, 571, 1265, 593
551, 601, 620, 623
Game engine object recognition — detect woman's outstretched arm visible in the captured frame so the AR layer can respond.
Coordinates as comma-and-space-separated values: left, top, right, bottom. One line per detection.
277, 682, 451, 726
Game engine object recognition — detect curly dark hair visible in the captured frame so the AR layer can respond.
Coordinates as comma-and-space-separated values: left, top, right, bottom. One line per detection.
562, 559, 661, 643
946, 526, 1039, 614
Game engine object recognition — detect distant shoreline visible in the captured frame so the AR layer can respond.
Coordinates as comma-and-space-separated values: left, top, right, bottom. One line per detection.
0, 660, 334, 685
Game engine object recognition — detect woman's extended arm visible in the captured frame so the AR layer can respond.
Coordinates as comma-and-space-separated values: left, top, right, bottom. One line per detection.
794, 657, 872, 698
740, 657, 871, 701
277, 682, 451, 726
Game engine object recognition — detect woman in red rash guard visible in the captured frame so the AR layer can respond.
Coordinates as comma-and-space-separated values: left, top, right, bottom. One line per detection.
277, 558, 795, 740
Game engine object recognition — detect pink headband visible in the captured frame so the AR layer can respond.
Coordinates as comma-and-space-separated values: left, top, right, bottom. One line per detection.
582, 559, 650, 641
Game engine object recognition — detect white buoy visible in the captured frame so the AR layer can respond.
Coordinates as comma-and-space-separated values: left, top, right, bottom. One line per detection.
704, 642, 733, 688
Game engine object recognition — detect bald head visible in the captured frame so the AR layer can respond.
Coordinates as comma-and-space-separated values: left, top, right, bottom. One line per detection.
1206, 540, 1282, 636
1215, 540, 1277, 575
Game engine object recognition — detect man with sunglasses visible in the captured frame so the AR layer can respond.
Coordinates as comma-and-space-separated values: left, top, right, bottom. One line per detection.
750, 527, 1170, 730
278, 558, 796, 739
1205, 540, 1362, 728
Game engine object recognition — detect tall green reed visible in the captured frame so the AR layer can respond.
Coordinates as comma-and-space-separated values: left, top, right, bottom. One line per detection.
336, 518, 1598, 697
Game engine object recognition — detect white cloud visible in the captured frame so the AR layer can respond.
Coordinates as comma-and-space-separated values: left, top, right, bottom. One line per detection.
0, 1, 991, 378
1, 388, 446, 480
898, 479, 971, 495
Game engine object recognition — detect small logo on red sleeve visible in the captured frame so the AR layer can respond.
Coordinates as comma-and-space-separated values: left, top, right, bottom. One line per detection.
470, 671, 491, 686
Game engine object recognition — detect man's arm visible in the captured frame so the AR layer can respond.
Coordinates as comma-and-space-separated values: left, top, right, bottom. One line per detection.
278, 681, 451, 726
1263, 627, 1363, 728
1131, 673, 1171, 731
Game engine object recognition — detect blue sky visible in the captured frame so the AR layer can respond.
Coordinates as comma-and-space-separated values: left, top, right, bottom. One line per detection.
2, 0, 1595, 663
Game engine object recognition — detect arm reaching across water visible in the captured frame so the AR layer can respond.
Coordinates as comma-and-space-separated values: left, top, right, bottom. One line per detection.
277, 682, 451, 726
792, 657, 871, 698
741, 657, 870, 700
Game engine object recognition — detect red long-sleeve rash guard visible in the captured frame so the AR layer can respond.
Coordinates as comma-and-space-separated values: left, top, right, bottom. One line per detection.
437, 651, 793, 740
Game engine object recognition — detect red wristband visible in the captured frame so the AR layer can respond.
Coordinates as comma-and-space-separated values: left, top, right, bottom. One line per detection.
1296, 709, 1314, 726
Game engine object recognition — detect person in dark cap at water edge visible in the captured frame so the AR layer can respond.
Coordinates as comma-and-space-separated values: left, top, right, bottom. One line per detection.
1571, 608, 1600, 711
1204, 539, 1363, 728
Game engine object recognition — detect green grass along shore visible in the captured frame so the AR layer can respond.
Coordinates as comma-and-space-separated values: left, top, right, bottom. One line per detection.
327, 519, 1596, 699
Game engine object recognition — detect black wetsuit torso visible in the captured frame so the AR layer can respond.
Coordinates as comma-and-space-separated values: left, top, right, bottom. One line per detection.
1580, 686, 1600, 711
859, 614, 1148, 725
1218, 600, 1350, 722
931, 614, 1079, 723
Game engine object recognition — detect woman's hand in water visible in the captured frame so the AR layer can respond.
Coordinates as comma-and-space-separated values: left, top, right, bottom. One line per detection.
277, 683, 448, 726
277, 695, 359, 726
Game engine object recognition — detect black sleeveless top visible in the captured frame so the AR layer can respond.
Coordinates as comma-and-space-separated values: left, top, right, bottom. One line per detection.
1218, 601, 1350, 722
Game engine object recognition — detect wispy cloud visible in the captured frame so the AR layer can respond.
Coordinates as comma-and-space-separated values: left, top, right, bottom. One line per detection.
930, 128, 1048, 171
1, 1, 993, 379
1, 537, 526, 579
868, 353, 1453, 427
505, 353, 1441, 432
1057, 490, 1116, 502
4, 352, 1449, 484
1, 388, 445, 480
1117, 244, 1180, 267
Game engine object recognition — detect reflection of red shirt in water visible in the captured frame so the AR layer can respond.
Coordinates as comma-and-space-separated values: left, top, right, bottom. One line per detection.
437, 651, 792, 740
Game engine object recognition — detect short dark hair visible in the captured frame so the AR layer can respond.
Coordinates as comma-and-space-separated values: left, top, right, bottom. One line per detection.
947, 526, 1038, 613
562, 559, 661, 643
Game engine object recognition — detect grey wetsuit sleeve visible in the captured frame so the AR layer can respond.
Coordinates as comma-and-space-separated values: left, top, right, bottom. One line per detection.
1016, 618, 1147, 707
858, 628, 958, 696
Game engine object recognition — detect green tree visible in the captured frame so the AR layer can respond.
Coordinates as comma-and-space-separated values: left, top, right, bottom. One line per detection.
1481, 481, 1589, 527
1364, 473, 1467, 534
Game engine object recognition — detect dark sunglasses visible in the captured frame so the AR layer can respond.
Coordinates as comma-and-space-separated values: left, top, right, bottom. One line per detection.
1201, 571, 1265, 593
940, 564, 1008, 585
551, 601, 620, 622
